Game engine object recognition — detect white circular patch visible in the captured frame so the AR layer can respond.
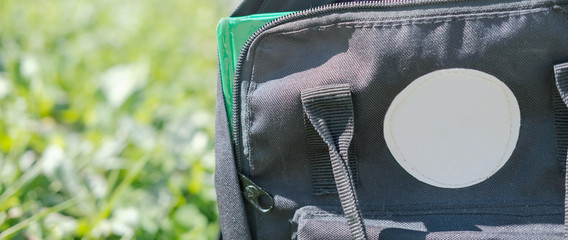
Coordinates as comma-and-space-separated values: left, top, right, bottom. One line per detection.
384, 69, 520, 189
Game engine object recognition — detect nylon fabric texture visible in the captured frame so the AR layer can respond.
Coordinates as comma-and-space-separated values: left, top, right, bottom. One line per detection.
218, 0, 568, 239
553, 62, 568, 239
215, 72, 252, 239
304, 112, 359, 195
301, 84, 367, 239
292, 206, 564, 239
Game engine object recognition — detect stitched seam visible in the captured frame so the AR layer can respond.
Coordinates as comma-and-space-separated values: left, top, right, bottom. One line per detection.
247, 74, 257, 174
307, 212, 563, 218
300, 213, 563, 219
264, 8, 550, 37
301, 203, 564, 218
297, 203, 564, 219
310, 202, 564, 211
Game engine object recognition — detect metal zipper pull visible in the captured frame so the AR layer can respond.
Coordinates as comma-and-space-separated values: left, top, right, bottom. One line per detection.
239, 173, 274, 213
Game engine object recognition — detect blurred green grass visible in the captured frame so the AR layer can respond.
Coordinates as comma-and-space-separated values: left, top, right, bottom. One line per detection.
0, 0, 234, 239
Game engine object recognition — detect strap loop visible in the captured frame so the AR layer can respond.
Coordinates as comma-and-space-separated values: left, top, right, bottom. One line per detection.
304, 112, 359, 195
301, 84, 367, 240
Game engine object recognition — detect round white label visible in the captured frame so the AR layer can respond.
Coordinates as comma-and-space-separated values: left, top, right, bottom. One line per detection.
383, 69, 520, 188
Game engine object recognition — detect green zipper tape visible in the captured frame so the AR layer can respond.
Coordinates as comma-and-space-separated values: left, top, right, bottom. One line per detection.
216, 12, 294, 130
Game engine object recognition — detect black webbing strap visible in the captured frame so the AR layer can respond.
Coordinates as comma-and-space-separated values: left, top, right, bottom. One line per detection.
553, 85, 568, 174
304, 113, 359, 195
553, 62, 568, 239
301, 84, 368, 240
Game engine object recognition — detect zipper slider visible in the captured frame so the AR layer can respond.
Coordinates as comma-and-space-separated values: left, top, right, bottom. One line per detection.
239, 173, 274, 213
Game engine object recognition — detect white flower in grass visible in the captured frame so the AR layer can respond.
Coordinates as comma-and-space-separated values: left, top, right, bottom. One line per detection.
111, 207, 139, 237
41, 145, 65, 178
0, 75, 12, 98
99, 61, 149, 108
44, 213, 77, 238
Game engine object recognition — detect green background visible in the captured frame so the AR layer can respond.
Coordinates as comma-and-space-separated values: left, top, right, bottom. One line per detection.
0, 0, 236, 239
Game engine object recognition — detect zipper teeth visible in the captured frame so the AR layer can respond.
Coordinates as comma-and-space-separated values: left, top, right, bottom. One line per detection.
231, 0, 476, 170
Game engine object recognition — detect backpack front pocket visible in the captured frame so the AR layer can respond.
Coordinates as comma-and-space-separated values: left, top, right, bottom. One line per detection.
227, 0, 568, 239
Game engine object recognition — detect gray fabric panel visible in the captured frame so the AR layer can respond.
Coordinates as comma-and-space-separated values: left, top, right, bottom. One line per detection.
293, 206, 564, 240
553, 62, 568, 239
231, 0, 265, 17
234, 0, 568, 239
215, 72, 252, 240
301, 84, 367, 239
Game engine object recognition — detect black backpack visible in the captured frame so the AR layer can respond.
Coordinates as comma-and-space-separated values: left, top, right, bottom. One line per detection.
215, 0, 568, 239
